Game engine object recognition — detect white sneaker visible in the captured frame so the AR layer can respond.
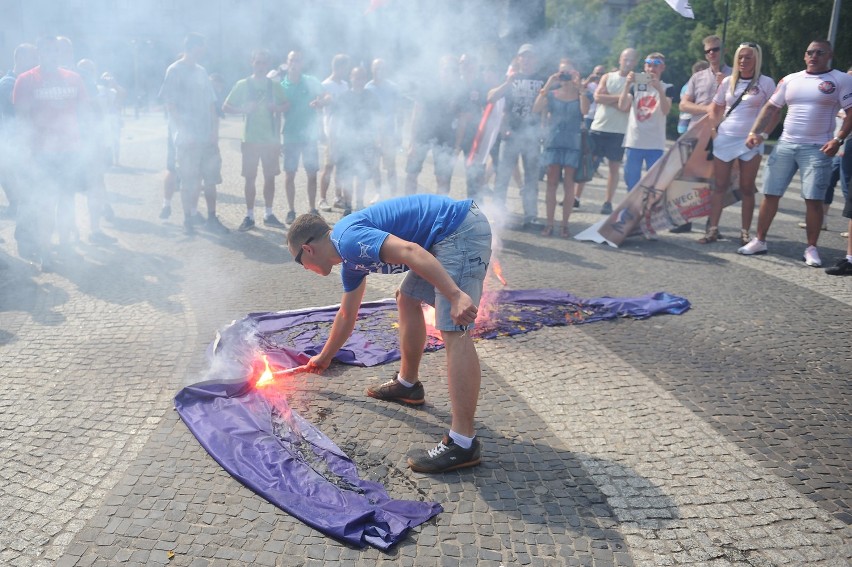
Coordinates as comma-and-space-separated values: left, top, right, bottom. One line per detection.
737, 237, 768, 255
798, 221, 828, 230
318, 199, 332, 212
369, 193, 381, 205
841, 231, 849, 238
803, 246, 822, 267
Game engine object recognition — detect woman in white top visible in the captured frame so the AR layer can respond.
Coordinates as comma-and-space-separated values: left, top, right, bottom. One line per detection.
699, 42, 776, 244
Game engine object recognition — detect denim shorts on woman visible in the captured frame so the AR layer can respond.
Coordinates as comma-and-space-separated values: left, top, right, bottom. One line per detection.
762, 141, 832, 200
399, 202, 492, 332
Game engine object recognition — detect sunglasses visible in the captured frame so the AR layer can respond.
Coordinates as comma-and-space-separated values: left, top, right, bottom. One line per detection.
294, 236, 314, 265
645, 58, 663, 66
805, 49, 827, 56
704, 46, 721, 55
739, 42, 758, 49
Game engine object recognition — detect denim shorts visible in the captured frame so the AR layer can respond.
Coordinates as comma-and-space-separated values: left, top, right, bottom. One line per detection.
762, 141, 832, 200
399, 203, 492, 332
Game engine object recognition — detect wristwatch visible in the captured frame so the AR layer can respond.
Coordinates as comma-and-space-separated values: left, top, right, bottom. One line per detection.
833, 136, 845, 146
749, 132, 767, 140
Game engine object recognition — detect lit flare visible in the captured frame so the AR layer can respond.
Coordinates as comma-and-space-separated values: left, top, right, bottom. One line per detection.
254, 355, 310, 388
491, 257, 507, 286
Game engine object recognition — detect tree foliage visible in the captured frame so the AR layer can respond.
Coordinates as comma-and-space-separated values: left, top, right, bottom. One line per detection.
607, 0, 850, 91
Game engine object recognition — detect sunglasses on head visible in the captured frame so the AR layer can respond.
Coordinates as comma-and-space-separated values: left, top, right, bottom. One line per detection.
739, 42, 758, 49
645, 58, 663, 66
704, 46, 721, 55
294, 236, 314, 265
805, 49, 826, 56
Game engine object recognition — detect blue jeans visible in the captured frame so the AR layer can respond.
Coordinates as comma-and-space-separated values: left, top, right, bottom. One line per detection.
624, 148, 663, 192
493, 129, 541, 222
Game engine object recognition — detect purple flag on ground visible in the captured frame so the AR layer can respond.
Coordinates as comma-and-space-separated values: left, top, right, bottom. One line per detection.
175, 378, 442, 550
175, 289, 689, 549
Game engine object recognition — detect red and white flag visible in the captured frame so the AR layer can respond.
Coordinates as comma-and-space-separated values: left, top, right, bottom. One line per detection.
664, 0, 694, 18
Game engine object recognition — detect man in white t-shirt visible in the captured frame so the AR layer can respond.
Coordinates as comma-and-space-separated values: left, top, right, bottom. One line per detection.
319, 53, 351, 212
738, 40, 852, 268
618, 52, 673, 193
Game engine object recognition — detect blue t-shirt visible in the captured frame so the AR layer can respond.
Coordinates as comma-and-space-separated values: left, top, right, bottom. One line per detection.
331, 195, 472, 292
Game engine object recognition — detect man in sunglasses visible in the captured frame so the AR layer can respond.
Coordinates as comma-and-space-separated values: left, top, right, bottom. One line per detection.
739, 40, 852, 268
680, 35, 731, 131
672, 35, 732, 233
286, 195, 492, 473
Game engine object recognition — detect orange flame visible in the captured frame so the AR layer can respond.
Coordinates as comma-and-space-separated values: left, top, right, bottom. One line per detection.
255, 355, 275, 388
491, 257, 507, 286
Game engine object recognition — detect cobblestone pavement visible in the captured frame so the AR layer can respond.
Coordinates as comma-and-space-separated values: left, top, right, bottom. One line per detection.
1, 113, 850, 566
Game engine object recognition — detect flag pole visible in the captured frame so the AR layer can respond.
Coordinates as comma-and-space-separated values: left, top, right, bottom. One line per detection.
828, 0, 841, 47
721, 0, 730, 48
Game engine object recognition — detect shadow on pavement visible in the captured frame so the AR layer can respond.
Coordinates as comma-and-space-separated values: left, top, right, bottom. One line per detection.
0, 250, 69, 335
302, 378, 678, 560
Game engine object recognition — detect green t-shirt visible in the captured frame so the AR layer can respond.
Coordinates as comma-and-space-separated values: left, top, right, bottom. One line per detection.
224, 77, 287, 144
281, 74, 322, 144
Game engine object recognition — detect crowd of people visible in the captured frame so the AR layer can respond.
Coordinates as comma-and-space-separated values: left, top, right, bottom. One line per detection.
2, 30, 850, 474
0, 35, 125, 271
1, 33, 851, 277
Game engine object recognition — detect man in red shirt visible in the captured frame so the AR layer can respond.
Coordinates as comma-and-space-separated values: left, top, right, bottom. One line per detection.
13, 35, 88, 270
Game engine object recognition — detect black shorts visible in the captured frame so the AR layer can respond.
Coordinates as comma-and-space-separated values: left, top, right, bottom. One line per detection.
589, 130, 625, 163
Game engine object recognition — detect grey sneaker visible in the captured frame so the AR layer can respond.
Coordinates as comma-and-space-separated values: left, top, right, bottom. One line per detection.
264, 214, 286, 228
238, 217, 255, 232
366, 376, 425, 405
285, 210, 296, 224
407, 435, 481, 473
600, 201, 612, 215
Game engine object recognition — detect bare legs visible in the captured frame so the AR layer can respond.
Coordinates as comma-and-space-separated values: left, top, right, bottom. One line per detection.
603, 159, 621, 205
543, 164, 575, 236
703, 155, 762, 242
396, 290, 480, 438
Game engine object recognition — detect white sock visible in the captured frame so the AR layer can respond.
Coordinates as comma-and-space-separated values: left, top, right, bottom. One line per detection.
396, 374, 416, 388
246, 208, 254, 220
265, 207, 273, 217
449, 430, 474, 449
846, 255, 852, 262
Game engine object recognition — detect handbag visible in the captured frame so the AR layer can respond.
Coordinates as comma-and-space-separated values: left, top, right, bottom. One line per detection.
573, 128, 594, 183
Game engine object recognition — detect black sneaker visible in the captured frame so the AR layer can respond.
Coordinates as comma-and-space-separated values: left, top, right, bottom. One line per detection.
238, 217, 255, 232
366, 376, 425, 405
285, 210, 296, 224
669, 222, 693, 234
309, 208, 320, 216
407, 435, 481, 473
600, 201, 612, 215
205, 214, 229, 234
264, 214, 286, 228
342, 207, 352, 217
825, 258, 852, 276
158, 204, 171, 220
573, 198, 580, 209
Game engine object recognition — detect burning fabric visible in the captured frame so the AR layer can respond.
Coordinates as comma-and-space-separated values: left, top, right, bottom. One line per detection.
209, 289, 690, 367
174, 288, 689, 548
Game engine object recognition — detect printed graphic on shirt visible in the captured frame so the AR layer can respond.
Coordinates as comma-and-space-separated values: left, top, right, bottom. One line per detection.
818, 81, 836, 94
636, 93, 658, 122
